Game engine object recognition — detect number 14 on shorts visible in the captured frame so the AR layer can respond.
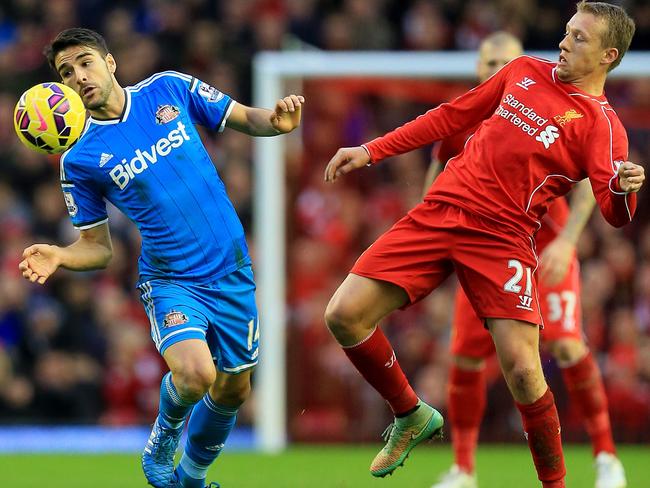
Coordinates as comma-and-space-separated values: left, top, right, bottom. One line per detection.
503, 259, 534, 310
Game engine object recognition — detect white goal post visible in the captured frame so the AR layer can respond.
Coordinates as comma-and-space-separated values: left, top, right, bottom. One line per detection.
251, 50, 650, 453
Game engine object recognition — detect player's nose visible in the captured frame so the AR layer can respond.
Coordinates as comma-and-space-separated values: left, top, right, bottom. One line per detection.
558, 37, 569, 52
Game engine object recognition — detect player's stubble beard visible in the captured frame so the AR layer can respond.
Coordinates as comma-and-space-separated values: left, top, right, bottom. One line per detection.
83, 75, 112, 111
556, 66, 571, 82
555, 57, 580, 83
556, 59, 591, 84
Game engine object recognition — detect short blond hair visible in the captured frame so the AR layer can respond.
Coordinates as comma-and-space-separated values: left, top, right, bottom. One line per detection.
576, 1, 635, 71
479, 31, 523, 53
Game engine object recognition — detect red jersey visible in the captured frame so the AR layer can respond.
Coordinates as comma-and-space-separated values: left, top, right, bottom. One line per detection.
434, 126, 569, 252
436, 128, 477, 167
365, 56, 635, 236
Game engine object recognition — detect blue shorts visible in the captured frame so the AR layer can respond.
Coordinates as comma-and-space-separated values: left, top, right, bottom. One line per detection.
138, 265, 259, 373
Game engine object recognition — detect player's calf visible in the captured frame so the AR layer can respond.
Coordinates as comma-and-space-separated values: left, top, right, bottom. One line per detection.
171, 371, 252, 488
142, 368, 210, 488
516, 389, 566, 487
490, 319, 565, 486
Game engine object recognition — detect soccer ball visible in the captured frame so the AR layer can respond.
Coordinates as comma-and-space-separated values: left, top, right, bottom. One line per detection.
13, 82, 86, 154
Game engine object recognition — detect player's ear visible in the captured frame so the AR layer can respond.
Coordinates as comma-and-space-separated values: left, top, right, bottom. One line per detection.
601, 47, 618, 69
105, 53, 117, 74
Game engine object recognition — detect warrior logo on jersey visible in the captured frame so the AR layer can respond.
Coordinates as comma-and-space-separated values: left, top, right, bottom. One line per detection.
155, 105, 180, 124
553, 109, 584, 127
517, 295, 533, 310
197, 82, 224, 103
516, 77, 536, 90
63, 192, 78, 217
163, 309, 189, 327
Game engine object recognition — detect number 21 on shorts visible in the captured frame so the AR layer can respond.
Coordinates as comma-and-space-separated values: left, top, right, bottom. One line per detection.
503, 259, 534, 311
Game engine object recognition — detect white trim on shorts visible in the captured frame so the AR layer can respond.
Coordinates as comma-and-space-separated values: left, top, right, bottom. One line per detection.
140, 281, 161, 347
158, 327, 207, 353
222, 361, 258, 374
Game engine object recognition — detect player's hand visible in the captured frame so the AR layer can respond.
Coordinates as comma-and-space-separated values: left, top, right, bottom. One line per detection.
324, 146, 371, 183
618, 161, 645, 193
270, 95, 304, 133
18, 244, 61, 285
539, 236, 574, 286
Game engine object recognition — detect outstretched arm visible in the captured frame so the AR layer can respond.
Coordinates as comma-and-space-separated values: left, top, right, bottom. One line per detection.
19, 223, 113, 284
363, 62, 512, 164
226, 95, 304, 136
539, 179, 595, 286
324, 59, 515, 183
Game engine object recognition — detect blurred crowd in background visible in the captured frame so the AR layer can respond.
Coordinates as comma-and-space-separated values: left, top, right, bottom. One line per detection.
0, 0, 649, 445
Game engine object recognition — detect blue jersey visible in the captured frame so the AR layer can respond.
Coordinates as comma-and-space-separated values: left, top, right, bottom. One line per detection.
60, 71, 250, 283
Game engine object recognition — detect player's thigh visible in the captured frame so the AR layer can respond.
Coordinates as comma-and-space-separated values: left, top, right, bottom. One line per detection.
539, 258, 583, 342
138, 279, 212, 357
326, 273, 410, 327
451, 284, 496, 360
206, 265, 260, 375
488, 318, 541, 366
454, 226, 542, 327
349, 202, 455, 307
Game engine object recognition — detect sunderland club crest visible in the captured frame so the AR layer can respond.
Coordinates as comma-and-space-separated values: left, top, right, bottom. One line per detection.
163, 309, 189, 327
155, 104, 180, 124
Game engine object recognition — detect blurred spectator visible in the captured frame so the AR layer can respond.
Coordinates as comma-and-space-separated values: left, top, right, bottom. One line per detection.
402, 1, 451, 50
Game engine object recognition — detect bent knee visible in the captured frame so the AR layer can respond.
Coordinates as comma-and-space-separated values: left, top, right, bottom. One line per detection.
324, 297, 363, 337
453, 355, 485, 371
172, 364, 216, 403
504, 364, 543, 392
550, 339, 587, 366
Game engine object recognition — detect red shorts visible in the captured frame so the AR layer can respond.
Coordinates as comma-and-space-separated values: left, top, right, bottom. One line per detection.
451, 257, 583, 358
351, 202, 543, 325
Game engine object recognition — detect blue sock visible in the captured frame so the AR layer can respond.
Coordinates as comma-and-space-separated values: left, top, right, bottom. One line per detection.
158, 371, 194, 429
177, 394, 238, 486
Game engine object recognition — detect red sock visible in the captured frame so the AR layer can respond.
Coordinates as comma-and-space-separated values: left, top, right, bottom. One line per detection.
542, 482, 565, 488
342, 327, 418, 415
561, 352, 615, 456
516, 388, 566, 487
448, 365, 486, 474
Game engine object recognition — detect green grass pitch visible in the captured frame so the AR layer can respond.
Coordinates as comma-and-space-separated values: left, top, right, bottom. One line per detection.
1, 444, 648, 487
